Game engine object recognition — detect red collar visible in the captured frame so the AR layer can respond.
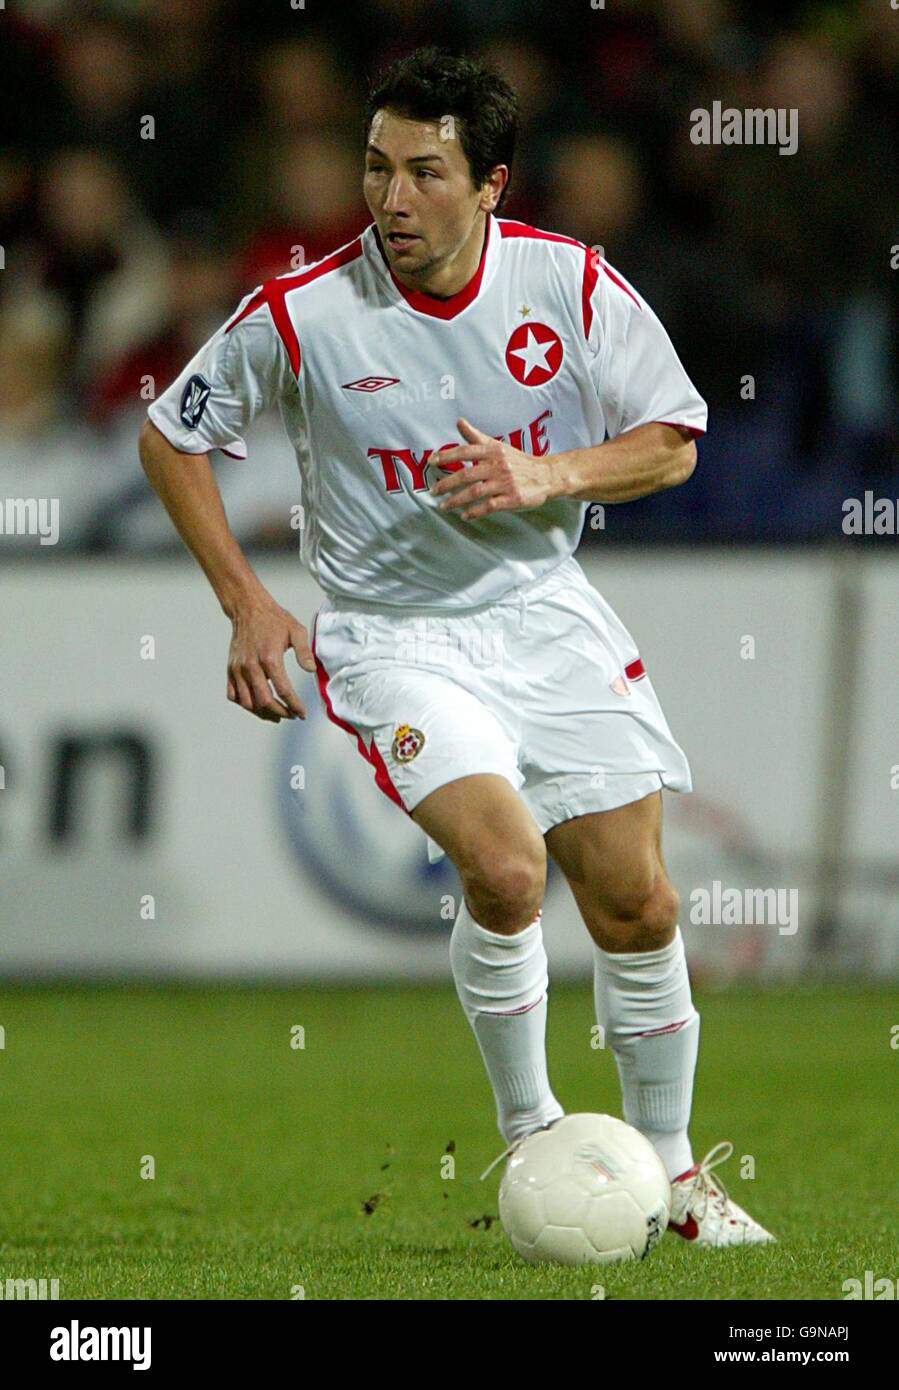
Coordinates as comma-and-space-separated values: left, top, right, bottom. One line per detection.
375, 218, 491, 319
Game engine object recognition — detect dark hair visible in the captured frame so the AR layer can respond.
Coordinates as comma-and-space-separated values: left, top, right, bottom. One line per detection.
365, 47, 519, 212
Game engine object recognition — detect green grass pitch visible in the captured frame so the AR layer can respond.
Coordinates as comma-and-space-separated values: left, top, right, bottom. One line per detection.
0, 983, 892, 1300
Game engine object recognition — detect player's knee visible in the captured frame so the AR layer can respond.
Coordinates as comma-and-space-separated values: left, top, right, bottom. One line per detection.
598, 872, 679, 951
643, 876, 680, 943
460, 844, 546, 933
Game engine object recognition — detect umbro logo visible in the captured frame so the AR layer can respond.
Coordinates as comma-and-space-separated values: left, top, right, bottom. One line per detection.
342, 376, 401, 393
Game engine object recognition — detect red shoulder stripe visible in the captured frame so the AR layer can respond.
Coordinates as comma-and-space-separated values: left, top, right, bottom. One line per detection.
600, 261, 642, 310
498, 219, 582, 249
499, 220, 601, 342
224, 236, 364, 377
582, 245, 599, 339
225, 286, 266, 335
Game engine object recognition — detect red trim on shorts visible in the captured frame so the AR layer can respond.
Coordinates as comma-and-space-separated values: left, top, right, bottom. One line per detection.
224, 237, 364, 376
311, 617, 409, 813
625, 657, 646, 681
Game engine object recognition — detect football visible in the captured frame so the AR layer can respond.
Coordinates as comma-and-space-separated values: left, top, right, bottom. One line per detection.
498, 1113, 672, 1265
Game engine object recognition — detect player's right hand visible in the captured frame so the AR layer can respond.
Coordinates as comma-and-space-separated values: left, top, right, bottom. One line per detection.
226, 597, 317, 722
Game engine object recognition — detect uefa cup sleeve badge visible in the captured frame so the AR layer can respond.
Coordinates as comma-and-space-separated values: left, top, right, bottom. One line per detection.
391, 724, 426, 763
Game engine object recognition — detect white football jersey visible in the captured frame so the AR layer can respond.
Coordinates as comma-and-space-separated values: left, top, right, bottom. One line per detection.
148, 215, 707, 610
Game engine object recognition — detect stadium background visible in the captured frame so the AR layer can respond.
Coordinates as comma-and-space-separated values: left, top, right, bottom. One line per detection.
2, 0, 896, 982
0, 0, 897, 1305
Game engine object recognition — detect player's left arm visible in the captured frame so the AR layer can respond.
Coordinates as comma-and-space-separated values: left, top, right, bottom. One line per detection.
432, 258, 706, 520
546, 419, 698, 503
429, 417, 696, 519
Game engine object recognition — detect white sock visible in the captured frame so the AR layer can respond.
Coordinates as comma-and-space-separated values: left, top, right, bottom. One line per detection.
593, 926, 699, 1181
450, 900, 564, 1145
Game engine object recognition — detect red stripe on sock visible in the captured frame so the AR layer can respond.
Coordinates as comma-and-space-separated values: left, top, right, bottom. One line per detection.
493, 993, 546, 1017
635, 1018, 689, 1038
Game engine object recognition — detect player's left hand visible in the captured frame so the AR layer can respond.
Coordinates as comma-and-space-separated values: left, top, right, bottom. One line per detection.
429, 418, 557, 520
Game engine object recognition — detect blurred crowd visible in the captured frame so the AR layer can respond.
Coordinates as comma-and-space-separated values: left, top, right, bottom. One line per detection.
2, 0, 897, 550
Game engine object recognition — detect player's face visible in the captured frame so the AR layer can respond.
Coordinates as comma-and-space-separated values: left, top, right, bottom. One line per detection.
364, 109, 499, 289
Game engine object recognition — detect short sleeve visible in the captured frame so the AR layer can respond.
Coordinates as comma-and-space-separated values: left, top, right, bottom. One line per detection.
147, 289, 293, 459
587, 260, 708, 441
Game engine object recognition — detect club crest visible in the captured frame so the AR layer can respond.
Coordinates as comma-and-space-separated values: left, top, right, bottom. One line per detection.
391, 724, 425, 762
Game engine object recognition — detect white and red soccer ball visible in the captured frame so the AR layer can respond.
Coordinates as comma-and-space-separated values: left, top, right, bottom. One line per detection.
498, 1113, 671, 1265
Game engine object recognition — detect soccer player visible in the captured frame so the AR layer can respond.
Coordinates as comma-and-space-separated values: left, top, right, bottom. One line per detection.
139, 47, 773, 1247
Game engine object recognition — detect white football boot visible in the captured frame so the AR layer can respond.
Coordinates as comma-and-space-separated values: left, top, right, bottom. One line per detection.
667, 1141, 776, 1246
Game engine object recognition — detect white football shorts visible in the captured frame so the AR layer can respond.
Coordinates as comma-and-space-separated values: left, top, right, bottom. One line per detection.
311, 555, 691, 858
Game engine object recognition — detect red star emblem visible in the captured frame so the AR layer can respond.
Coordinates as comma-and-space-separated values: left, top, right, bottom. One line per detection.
504, 322, 563, 386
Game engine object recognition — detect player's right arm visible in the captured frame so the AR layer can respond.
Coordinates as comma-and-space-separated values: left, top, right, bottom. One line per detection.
138, 289, 316, 723
138, 421, 314, 722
